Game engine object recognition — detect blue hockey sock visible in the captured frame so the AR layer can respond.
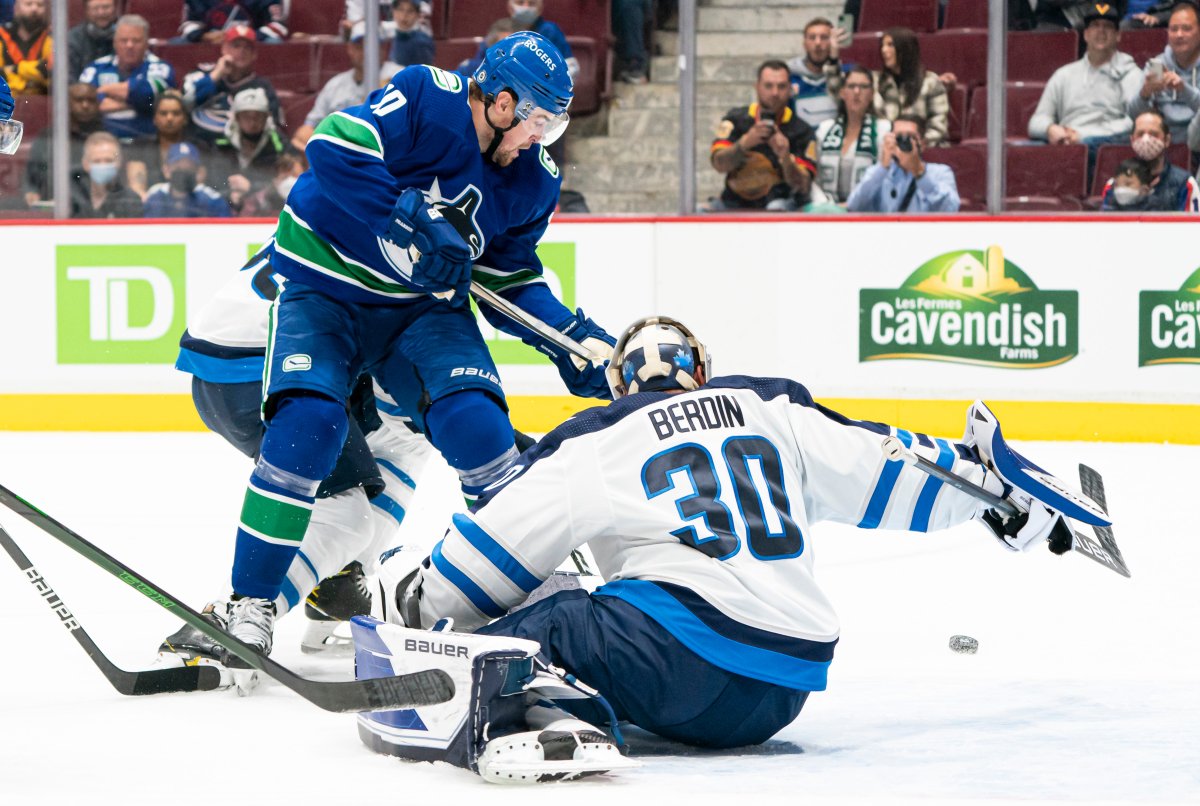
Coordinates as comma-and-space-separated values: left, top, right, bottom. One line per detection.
424, 390, 517, 501
231, 394, 348, 600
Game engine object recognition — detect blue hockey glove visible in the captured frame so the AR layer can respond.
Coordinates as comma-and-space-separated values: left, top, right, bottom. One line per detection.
0, 74, 13, 120
386, 187, 472, 299
544, 308, 616, 399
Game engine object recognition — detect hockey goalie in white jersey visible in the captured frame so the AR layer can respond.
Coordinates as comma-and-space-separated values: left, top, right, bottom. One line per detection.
352, 316, 1108, 783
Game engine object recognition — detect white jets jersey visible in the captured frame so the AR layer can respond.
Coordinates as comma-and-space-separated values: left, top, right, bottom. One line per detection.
416, 376, 992, 691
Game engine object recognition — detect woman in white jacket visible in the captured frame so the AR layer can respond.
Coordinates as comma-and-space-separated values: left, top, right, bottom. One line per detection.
812, 66, 891, 205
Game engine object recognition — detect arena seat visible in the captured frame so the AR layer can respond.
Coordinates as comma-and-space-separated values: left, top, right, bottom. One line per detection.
941, 0, 987, 30
1007, 30, 1079, 83
919, 29, 987, 89
277, 90, 317, 133
1004, 195, 1084, 211
1090, 142, 1192, 196
945, 83, 967, 143
1006, 142, 1087, 200
252, 40, 319, 92
288, 0, 345, 37
10, 94, 50, 141
566, 35, 601, 115
0, 140, 32, 198
858, 0, 938, 34
446, 0, 612, 42
924, 143, 986, 204
1118, 27, 1168, 66
964, 81, 1045, 141
432, 36, 482, 72
150, 42, 220, 80
126, 0, 184, 41
839, 32, 883, 72
428, 0, 448, 39
315, 40, 352, 88
445, 0, 509, 39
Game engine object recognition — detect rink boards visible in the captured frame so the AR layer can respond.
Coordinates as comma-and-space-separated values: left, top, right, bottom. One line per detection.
1, 215, 1196, 443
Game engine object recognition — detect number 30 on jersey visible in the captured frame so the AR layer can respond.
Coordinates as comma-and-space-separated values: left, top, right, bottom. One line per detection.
641, 436, 804, 562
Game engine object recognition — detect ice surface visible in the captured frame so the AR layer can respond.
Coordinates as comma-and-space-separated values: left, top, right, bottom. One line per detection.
0, 432, 1196, 804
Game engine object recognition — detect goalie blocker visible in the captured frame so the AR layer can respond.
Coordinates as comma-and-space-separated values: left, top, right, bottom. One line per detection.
351, 616, 638, 784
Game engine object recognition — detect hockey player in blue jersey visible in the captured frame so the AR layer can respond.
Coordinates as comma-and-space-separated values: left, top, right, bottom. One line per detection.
221, 32, 616, 659
353, 316, 1110, 780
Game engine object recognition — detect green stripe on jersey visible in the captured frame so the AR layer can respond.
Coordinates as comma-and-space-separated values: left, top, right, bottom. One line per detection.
314, 112, 383, 156
240, 487, 313, 543
472, 267, 544, 293
275, 209, 419, 297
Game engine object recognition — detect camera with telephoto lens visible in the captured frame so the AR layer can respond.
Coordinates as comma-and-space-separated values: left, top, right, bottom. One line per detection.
895, 133, 915, 153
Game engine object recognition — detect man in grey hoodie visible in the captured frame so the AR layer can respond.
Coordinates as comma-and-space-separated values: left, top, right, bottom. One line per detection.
1129, 2, 1200, 144
1029, 3, 1142, 145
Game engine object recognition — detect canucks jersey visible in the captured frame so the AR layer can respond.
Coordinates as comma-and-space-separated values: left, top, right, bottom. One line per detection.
275, 64, 565, 315
414, 377, 993, 691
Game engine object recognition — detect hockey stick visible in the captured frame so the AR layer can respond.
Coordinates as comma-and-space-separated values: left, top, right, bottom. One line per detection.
469, 280, 605, 365
0, 522, 222, 695
0, 483, 454, 712
880, 437, 1130, 577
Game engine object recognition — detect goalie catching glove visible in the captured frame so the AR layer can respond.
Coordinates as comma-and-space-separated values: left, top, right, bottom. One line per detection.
386, 187, 473, 301
964, 400, 1085, 555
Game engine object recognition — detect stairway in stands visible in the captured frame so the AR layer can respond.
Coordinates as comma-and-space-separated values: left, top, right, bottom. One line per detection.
564, 0, 842, 214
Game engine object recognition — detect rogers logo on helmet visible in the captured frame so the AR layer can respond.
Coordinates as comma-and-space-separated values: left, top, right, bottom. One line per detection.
522, 39, 556, 70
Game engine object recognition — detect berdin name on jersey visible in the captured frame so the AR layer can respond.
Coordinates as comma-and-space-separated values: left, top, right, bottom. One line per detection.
647, 393, 745, 440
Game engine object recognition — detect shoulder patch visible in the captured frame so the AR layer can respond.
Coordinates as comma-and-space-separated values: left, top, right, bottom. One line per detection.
538, 146, 560, 178
716, 119, 734, 139
426, 66, 464, 93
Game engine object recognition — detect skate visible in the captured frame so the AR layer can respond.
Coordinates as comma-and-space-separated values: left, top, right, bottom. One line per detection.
478, 718, 639, 784
154, 600, 233, 688
301, 562, 372, 655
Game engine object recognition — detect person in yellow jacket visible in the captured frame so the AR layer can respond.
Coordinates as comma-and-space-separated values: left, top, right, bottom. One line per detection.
0, 0, 52, 95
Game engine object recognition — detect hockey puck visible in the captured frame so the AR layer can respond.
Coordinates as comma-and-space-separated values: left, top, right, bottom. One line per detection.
948, 635, 979, 654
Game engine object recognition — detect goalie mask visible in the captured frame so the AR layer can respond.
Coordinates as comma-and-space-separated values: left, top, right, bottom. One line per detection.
606, 316, 711, 399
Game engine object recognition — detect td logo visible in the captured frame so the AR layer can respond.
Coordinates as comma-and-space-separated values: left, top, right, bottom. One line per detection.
56, 245, 187, 364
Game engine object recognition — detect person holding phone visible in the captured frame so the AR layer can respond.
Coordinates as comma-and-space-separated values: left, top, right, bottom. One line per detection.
710, 59, 816, 211
846, 113, 959, 213
1129, 2, 1200, 145
787, 16, 847, 128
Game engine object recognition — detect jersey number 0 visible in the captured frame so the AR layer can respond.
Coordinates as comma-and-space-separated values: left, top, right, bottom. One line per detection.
642, 436, 804, 562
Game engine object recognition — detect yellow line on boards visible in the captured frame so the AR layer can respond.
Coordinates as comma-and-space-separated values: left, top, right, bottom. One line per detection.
0, 395, 1196, 444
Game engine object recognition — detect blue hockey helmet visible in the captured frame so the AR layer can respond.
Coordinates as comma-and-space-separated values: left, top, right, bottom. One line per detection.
607, 316, 711, 399
473, 31, 573, 146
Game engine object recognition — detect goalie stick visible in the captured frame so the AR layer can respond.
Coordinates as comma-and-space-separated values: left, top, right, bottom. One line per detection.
0, 522, 222, 695
0, 483, 455, 712
880, 437, 1130, 577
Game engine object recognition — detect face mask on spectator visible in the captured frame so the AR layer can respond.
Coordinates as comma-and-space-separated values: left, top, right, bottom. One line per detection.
275, 176, 298, 199
170, 169, 197, 194
88, 163, 118, 186
1132, 134, 1166, 161
1112, 185, 1145, 206
511, 8, 539, 26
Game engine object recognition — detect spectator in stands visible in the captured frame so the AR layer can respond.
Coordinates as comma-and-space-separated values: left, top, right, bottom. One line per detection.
0, 0, 10, 25
788, 17, 841, 128
0, 0, 51, 95
343, 0, 433, 39
239, 151, 303, 216
210, 86, 290, 212
1129, 2, 1200, 143
846, 113, 959, 213
613, 0, 652, 83
709, 60, 816, 211
67, 0, 116, 82
289, 21, 400, 151
144, 140, 231, 217
71, 130, 143, 217
1123, 1, 1177, 29
1011, 0, 1130, 30
390, 0, 434, 67
125, 90, 193, 199
182, 24, 282, 144
811, 67, 890, 205
455, 17, 516, 78
1100, 157, 1155, 207
179, 2, 288, 44
827, 27, 953, 146
1104, 109, 1200, 207
506, 0, 579, 79
81, 14, 176, 139
1029, 4, 1141, 146
24, 82, 102, 207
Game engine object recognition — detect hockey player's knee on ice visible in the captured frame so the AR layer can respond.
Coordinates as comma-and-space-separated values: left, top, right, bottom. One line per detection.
259, 392, 349, 485
423, 389, 519, 499
351, 616, 638, 783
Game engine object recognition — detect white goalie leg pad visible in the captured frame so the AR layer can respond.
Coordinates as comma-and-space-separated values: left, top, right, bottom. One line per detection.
351, 616, 541, 772
274, 487, 373, 617
360, 420, 435, 573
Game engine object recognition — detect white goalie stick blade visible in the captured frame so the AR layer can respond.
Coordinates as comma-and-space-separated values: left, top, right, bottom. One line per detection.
478, 731, 640, 785
1072, 465, 1130, 578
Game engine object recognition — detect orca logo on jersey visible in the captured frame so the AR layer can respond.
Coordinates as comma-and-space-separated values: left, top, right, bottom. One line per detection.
433, 187, 485, 257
